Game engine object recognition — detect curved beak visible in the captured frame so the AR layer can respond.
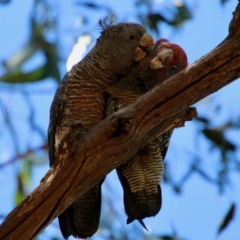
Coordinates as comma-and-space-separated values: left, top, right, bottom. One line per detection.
150, 48, 173, 70
134, 32, 154, 62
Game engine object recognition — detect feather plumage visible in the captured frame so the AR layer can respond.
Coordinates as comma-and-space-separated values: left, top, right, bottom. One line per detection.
106, 39, 187, 228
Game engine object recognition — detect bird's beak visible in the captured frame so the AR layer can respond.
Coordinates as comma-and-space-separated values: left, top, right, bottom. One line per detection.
134, 32, 154, 62
150, 48, 173, 70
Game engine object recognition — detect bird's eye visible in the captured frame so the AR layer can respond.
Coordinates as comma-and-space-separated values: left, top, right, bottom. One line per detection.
172, 65, 177, 71
129, 35, 135, 40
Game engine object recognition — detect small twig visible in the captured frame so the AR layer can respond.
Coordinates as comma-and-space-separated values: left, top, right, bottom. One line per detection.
0, 143, 47, 169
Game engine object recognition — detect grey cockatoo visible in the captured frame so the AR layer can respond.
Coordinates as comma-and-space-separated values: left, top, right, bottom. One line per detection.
48, 17, 154, 239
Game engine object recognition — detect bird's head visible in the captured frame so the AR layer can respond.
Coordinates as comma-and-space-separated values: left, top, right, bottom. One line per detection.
94, 16, 154, 75
150, 39, 188, 77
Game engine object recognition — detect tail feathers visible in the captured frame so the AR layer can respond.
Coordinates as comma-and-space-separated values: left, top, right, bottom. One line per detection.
117, 168, 162, 229
138, 219, 149, 231
58, 207, 78, 239
58, 178, 105, 239
127, 217, 148, 231
125, 190, 162, 218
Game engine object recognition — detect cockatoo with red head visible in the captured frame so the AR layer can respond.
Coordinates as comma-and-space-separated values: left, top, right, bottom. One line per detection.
106, 38, 188, 229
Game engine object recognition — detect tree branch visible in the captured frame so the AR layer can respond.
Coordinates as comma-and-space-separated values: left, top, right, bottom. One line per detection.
1, 2, 240, 239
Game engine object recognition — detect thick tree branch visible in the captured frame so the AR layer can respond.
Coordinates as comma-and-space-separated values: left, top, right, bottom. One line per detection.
1, 2, 240, 239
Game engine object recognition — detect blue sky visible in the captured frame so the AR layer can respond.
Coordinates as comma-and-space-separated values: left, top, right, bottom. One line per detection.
0, 0, 240, 240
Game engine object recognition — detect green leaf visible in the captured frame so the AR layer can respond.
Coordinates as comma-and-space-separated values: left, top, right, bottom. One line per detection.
0, 0, 11, 4
2, 45, 37, 71
170, 3, 192, 27
217, 203, 236, 235
80, 2, 100, 8
158, 237, 177, 240
147, 3, 192, 33
202, 128, 236, 152
148, 13, 167, 32
21, 157, 32, 188
14, 190, 26, 206
1, 64, 49, 83
14, 171, 26, 205
1, 42, 60, 83
220, 0, 229, 5
14, 158, 33, 205
76, 1, 112, 12
195, 116, 210, 124
1, 9, 60, 84
42, 42, 60, 82
146, 234, 184, 240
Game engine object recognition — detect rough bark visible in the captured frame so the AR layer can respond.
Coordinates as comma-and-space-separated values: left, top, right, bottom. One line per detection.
1, 1, 240, 239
